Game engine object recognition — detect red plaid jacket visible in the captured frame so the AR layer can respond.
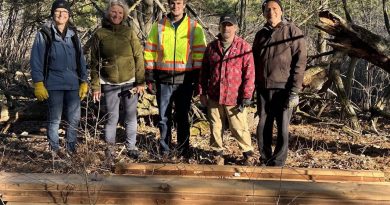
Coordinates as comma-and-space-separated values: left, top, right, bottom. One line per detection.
200, 35, 255, 105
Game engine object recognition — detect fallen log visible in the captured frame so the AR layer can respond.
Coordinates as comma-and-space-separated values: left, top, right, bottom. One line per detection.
316, 10, 390, 71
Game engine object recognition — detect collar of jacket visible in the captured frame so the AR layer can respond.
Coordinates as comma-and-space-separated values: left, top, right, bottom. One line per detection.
166, 12, 187, 23
102, 18, 127, 31
216, 33, 237, 44
43, 20, 75, 39
216, 34, 238, 54
264, 19, 288, 30
43, 20, 75, 38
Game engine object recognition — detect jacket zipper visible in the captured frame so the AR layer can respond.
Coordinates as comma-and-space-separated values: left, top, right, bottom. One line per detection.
173, 25, 177, 85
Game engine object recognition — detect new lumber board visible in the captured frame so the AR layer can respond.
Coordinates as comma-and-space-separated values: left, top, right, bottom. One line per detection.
3, 193, 390, 205
1, 172, 390, 205
115, 163, 386, 182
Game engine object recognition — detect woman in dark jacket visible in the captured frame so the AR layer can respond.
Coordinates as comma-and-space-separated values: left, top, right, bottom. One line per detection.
30, 0, 88, 158
90, 0, 145, 163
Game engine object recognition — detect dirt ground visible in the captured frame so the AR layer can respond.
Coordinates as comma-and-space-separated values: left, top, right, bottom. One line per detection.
0, 106, 389, 180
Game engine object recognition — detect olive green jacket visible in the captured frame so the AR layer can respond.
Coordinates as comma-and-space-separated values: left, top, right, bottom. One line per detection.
90, 20, 144, 91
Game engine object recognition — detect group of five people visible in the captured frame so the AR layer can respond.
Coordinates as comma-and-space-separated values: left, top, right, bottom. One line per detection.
30, 0, 306, 167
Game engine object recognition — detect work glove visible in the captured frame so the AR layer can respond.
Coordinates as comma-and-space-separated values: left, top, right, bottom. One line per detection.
238, 98, 251, 112
79, 82, 88, 101
146, 81, 156, 95
192, 83, 200, 97
34, 82, 49, 101
287, 91, 299, 109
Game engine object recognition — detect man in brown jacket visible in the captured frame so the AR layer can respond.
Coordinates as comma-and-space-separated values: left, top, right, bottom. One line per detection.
252, 0, 307, 166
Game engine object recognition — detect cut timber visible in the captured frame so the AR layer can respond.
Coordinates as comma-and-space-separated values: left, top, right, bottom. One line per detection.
114, 163, 385, 182
1, 173, 390, 205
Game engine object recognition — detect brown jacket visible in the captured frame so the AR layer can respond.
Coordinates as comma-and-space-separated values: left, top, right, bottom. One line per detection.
252, 20, 307, 93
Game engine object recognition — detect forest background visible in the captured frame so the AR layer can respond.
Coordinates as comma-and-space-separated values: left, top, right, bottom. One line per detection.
0, 0, 389, 176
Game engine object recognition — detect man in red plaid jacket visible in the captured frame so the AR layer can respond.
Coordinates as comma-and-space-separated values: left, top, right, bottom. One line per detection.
199, 14, 255, 166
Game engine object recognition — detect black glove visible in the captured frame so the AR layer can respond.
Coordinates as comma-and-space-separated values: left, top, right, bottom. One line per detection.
146, 81, 156, 95
287, 91, 299, 109
238, 99, 251, 112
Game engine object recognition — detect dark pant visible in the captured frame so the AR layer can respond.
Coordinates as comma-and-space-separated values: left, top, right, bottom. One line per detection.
102, 83, 138, 151
256, 89, 292, 166
156, 83, 193, 154
47, 90, 80, 152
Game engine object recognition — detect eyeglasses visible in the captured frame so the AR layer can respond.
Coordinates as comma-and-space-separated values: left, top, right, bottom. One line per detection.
54, 10, 69, 16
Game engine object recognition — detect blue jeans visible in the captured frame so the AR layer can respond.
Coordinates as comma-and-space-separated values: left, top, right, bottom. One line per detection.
156, 83, 193, 154
102, 83, 138, 150
47, 90, 80, 152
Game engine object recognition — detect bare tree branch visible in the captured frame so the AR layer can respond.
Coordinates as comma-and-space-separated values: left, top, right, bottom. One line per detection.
383, 0, 390, 35
341, 0, 353, 23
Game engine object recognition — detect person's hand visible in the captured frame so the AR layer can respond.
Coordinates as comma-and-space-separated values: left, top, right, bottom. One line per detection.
238, 98, 251, 112
79, 82, 88, 100
135, 85, 145, 94
200, 95, 208, 106
287, 92, 299, 109
146, 81, 156, 95
93, 91, 101, 103
193, 83, 200, 97
34, 82, 49, 101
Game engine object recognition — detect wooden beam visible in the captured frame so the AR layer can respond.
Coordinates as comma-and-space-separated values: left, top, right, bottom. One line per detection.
115, 163, 385, 182
1, 173, 390, 204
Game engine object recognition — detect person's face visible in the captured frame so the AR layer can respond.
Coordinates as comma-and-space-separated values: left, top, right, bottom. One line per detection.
108, 5, 124, 25
53, 8, 69, 26
219, 22, 237, 41
263, 1, 283, 26
169, 0, 185, 18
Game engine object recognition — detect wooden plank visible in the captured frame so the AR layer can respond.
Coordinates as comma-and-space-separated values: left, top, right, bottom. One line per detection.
115, 163, 385, 182
2, 191, 390, 205
2, 173, 390, 201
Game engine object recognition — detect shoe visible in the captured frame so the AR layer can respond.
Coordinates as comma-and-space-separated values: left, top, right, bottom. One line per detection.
214, 155, 224, 165
51, 150, 66, 160
66, 148, 77, 158
162, 150, 170, 161
180, 149, 192, 159
51, 150, 60, 159
259, 159, 276, 166
104, 147, 116, 167
127, 149, 140, 159
243, 151, 255, 166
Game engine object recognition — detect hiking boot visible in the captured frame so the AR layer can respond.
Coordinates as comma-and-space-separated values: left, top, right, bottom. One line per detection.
212, 150, 224, 165
243, 151, 255, 166
51, 150, 66, 160
104, 147, 116, 167
161, 150, 170, 162
127, 149, 140, 159
214, 155, 225, 165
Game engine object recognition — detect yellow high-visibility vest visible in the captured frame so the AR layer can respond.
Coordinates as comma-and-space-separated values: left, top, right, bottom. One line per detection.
144, 14, 206, 72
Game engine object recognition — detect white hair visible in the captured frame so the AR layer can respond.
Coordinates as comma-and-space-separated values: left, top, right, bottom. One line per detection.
105, 0, 130, 19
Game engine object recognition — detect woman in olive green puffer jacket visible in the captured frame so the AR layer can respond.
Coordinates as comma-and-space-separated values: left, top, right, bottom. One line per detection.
89, 0, 145, 163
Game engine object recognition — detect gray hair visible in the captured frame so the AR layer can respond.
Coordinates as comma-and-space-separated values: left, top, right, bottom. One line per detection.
105, 0, 130, 19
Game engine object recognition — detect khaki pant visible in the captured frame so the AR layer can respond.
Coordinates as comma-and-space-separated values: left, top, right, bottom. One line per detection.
207, 99, 253, 153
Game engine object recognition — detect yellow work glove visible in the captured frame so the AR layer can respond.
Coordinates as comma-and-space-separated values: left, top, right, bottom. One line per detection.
79, 82, 88, 100
34, 82, 49, 101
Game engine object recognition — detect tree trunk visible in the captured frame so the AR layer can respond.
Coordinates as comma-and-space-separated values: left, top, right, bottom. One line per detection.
329, 52, 361, 133
316, 0, 328, 63
143, 0, 154, 35
345, 57, 359, 98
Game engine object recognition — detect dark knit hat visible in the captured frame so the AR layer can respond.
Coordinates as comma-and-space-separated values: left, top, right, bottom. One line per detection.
219, 14, 238, 25
262, 0, 283, 12
51, 0, 71, 16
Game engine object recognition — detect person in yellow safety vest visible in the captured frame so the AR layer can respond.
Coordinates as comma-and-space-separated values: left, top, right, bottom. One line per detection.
144, 0, 206, 159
